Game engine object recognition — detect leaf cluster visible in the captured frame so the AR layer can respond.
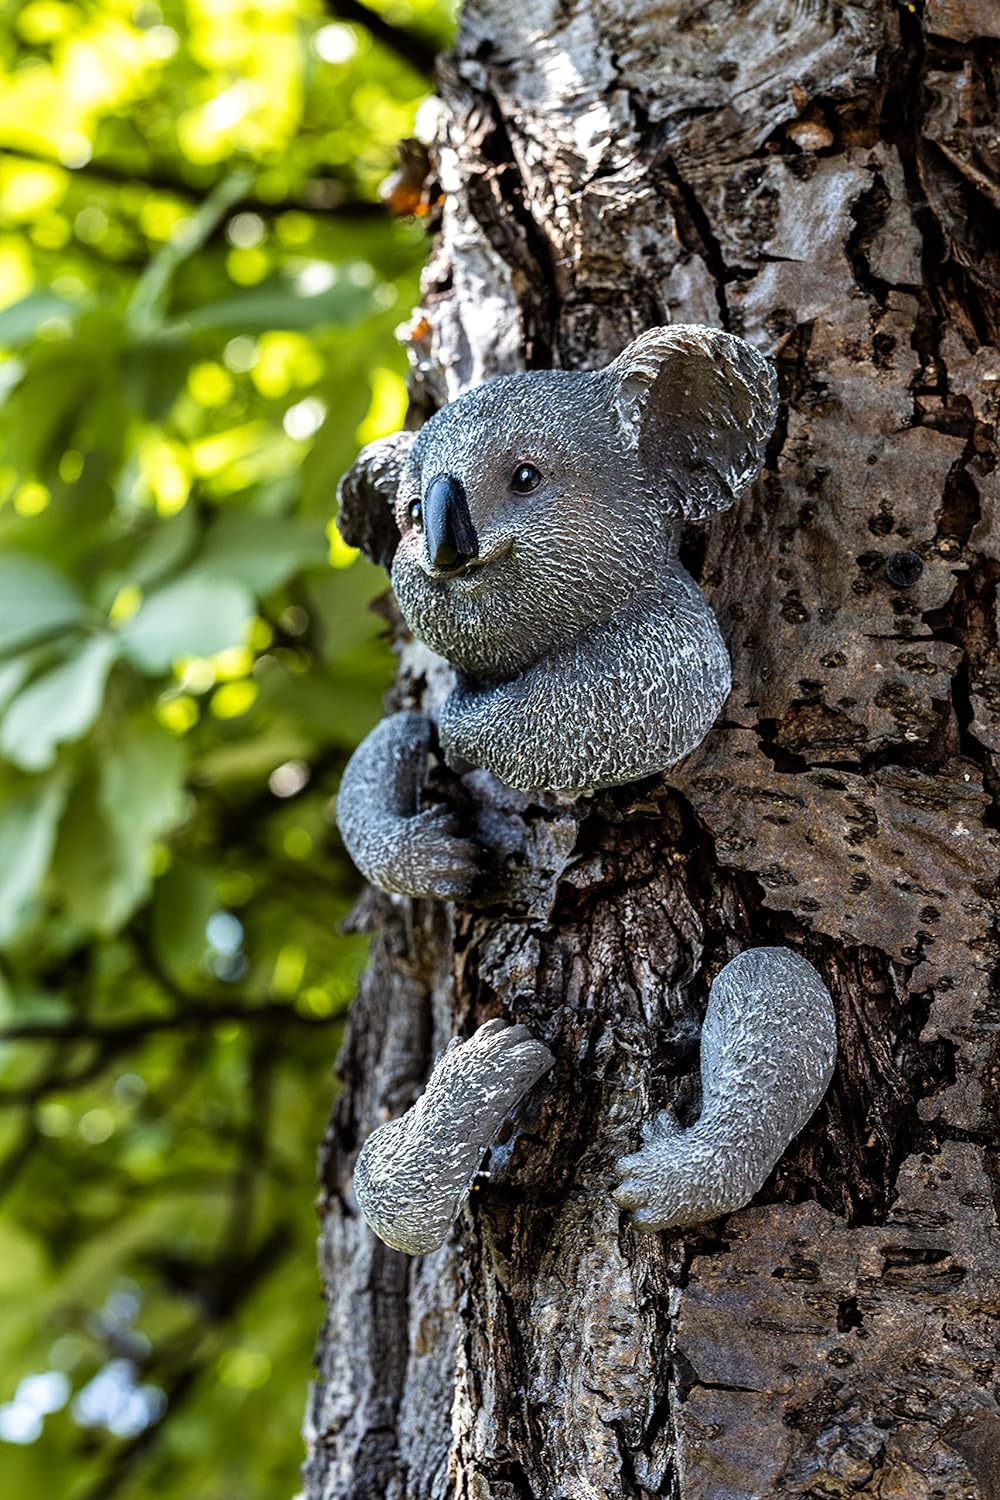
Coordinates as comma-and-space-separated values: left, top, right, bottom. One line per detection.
0, 0, 452, 1494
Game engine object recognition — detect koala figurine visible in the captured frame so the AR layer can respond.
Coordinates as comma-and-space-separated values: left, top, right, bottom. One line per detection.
336, 325, 837, 1255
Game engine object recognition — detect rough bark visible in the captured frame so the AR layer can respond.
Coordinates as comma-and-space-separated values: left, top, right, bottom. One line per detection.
304, 3, 1000, 1496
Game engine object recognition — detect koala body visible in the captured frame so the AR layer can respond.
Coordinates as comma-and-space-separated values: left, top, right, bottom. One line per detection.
336, 326, 837, 1253
342, 326, 771, 801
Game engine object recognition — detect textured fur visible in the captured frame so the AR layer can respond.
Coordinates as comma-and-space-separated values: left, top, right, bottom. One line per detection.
614, 949, 837, 1228
335, 325, 837, 1251
341, 326, 773, 793
353, 1021, 554, 1254
336, 711, 478, 898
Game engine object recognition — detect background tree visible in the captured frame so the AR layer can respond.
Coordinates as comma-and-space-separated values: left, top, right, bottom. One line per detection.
0, 3, 452, 1497
306, 1, 1000, 1497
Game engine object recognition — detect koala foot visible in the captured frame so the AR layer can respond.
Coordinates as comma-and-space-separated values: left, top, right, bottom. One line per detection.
614, 947, 837, 1231
354, 1019, 554, 1254
336, 710, 480, 900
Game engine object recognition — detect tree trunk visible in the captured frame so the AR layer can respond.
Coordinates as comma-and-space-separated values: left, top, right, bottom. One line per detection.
304, 2, 1000, 1496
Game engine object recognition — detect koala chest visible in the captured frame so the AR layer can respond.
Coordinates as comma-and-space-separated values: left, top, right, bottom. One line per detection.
438, 574, 733, 798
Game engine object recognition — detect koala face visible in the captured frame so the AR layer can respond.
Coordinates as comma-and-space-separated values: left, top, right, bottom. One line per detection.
389, 370, 669, 679
338, 326, 778, 682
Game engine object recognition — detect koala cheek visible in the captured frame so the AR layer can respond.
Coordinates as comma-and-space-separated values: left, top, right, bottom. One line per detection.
393, 532, 425, 571
391, 559, 423, 620
392, 560, 445, 642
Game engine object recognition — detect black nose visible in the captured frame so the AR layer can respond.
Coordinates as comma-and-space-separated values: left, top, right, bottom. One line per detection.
424, 473, 478, 571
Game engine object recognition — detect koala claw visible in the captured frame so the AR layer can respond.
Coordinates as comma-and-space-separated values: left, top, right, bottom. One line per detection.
354, 1018, 554, 1254
614, 1132, 675, 1210
612, 1111, 685, 1212
612, 1143, 712, 1223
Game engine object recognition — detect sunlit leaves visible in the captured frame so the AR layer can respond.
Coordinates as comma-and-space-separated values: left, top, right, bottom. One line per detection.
127, 507, 199, 589
356, 363, 409, 444
0, 654, 36, 714
193, 512, 327, 593
51, 767, 136, 934
100, 720, 188, 913
0, 291, 82, 347
127, 171, 253, 339
150, 862, 217, 988
176, 276, 372, 335
0, 0, 455, 1495
43, 721, 185, 933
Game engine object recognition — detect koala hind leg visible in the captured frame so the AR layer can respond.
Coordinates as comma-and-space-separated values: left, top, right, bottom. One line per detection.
354, 1019, 554, 1254
614, 947, 836, 1230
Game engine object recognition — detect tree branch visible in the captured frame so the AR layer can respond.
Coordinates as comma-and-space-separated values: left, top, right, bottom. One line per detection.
0, 1041, 121, 1106
0, 1001, 339, 1045
325, 0, 439, 75
3, 147, 385, 220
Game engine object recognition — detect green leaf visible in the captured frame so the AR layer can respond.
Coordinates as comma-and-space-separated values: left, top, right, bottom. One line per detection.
0, 292, 81, 349
306, 562, 393, 662
101, 720, 188, 846
120, 343, 191, 422
0, 978, 70, 1026
176, 279, 367, 335
0, 773, 69, 946
299, 377, 370, 514
0, 554, 87, 657
48, 724, 187, 934
51, 772, 123, 933
0, 655, 35, 716
194, 730, 314, 784
0, 635, 118, 772
261, 664, 387, 749
193, 513, 327, 593
129, 507, 201, 589
119, 575, 254, 673
0, 311, 121, 486
151, 861, 217, 985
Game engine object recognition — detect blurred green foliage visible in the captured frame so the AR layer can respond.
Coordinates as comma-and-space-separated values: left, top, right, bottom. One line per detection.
0, 1, 452, 1495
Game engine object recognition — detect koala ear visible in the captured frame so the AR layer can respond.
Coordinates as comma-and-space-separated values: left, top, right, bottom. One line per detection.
336, 431, 416, 570
606, 325, 778, 520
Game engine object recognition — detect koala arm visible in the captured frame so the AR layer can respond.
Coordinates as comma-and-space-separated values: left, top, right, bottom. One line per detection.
614, 947, 837, 1230
439, 571, 732, 796
354, 1019, 555, 1254
336, 710, 479, 899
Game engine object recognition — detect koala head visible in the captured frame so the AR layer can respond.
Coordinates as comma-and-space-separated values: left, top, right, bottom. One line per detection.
338, 325, 777, 680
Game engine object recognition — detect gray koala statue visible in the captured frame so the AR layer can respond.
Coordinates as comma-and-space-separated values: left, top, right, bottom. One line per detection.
335, 325, 837, 1255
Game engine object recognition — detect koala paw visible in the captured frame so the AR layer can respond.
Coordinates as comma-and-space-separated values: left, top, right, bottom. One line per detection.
354, 1018, 554, 1254
336, 711, 481, 900
427, 1017, 554, 1106
381, 805, 481, 900
612, 1111, 732, 1230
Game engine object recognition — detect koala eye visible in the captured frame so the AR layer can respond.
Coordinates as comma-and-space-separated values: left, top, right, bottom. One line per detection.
510, 462, 542, 494
407, 499, 424, 531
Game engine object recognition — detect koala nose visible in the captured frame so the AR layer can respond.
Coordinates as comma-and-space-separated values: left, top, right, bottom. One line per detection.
424, 473, 478, 571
